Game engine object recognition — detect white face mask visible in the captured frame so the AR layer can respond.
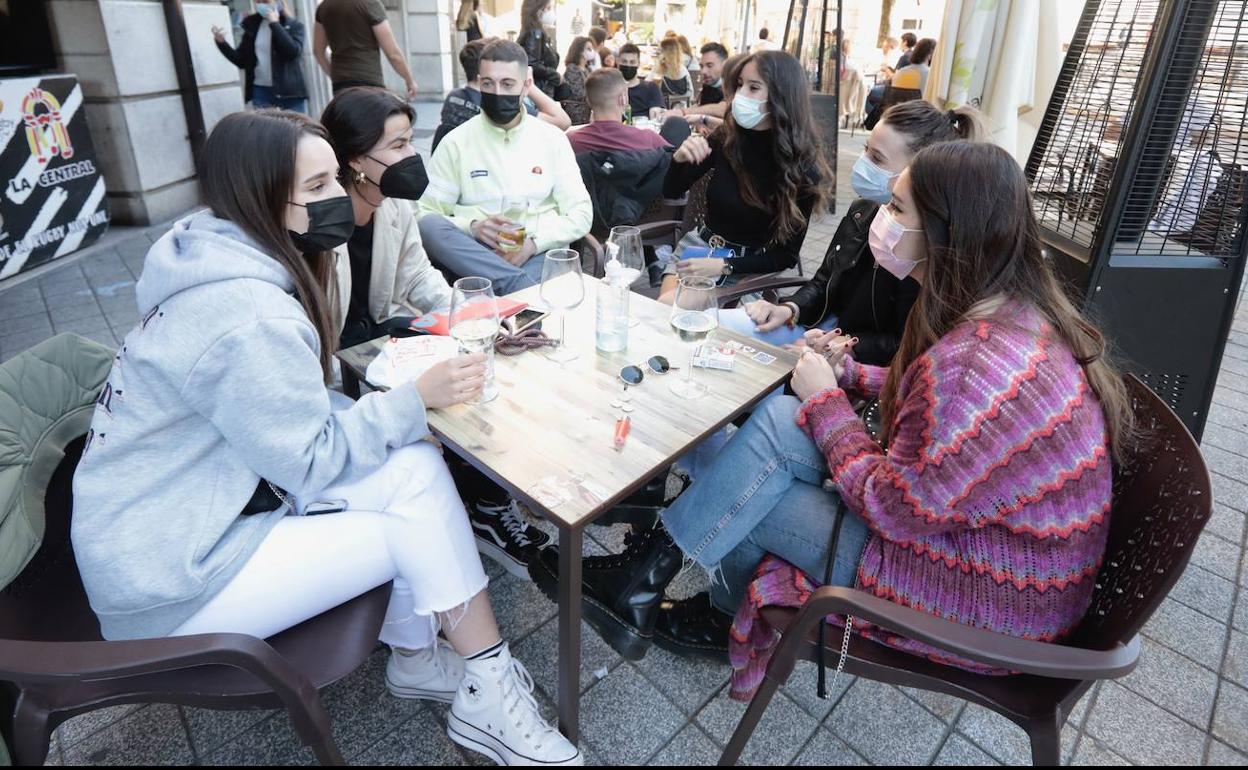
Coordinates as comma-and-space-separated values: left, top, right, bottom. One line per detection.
541, 9, 556, 25
731, 95, 768, 129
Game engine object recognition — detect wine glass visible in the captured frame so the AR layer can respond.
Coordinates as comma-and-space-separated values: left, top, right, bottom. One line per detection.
669, 276, 719, 399
449, 276, 500, 403
540, 249, 585, 363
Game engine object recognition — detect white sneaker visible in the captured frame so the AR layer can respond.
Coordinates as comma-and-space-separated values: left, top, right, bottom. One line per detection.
447, 644, 582, 766
385, 639, 464, 703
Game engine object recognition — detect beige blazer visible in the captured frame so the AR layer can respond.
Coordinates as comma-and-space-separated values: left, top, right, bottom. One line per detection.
333, 197, 453, 337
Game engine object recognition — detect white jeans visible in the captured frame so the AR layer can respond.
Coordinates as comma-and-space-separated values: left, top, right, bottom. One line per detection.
172, 441, 489, 651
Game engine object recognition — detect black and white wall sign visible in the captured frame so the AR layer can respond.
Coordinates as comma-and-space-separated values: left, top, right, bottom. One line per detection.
1, 74, 110, 280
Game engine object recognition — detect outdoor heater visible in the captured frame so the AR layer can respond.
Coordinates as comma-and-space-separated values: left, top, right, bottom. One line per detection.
1026, 0, 1248, 440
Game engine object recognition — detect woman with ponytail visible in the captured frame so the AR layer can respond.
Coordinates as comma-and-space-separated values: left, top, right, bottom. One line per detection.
723, 99, 987, 365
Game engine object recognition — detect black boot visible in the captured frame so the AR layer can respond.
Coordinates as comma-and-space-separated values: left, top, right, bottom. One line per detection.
653, 591, 733, 663
529, 523, 683, 661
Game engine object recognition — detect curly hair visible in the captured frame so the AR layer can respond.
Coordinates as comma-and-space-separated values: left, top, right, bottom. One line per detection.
720, 51, 831, 245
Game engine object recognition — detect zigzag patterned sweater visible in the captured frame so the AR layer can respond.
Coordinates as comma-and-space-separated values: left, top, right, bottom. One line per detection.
796, 302, 1112, 662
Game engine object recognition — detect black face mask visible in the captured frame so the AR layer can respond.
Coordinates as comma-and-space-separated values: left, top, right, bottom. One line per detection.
288, 195, 354, 254
366, 153, 429, 200
479, 91, 524, 126
618, 65, 639, 81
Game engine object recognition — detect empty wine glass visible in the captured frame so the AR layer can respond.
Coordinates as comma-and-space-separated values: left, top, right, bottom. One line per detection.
449, 276, 500, 403
668, 276, 719, 399
540, 249, 585, 363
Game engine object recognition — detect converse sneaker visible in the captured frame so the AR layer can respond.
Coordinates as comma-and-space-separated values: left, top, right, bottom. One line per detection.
448, 644, 582, 766
470, 498, 551, 580
385, 639, 464, 703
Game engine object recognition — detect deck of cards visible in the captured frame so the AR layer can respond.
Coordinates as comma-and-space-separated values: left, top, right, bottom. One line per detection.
720, 338, 778, 365
693, 343, 737, 370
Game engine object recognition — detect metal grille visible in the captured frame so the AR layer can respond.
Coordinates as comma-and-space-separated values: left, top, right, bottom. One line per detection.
1114, 0, 1248, 258
1026, 0, 1164, 254
1135, 371, 1190, 412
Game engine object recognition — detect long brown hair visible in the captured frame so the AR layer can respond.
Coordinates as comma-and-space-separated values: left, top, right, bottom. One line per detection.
879, 142, 1136, 463
721, 50, 831, 245
198, 110, 339, 382
565, 36, 592, 68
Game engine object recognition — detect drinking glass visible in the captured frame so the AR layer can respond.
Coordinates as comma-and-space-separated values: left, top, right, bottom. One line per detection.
606, 225, 644, 281
497, 195, 528, 253
668, 276, 719, 398
449, 276, 500, 403
606, 225, 644, 327
540, 249, 585, 363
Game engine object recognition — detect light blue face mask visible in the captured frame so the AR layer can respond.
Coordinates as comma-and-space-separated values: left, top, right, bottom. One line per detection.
256, 3, 273, 16
851, 153, 900, 204
732, 95, 768, 130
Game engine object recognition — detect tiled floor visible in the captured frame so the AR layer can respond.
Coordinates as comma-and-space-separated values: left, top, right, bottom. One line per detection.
3, 112, 1247, 765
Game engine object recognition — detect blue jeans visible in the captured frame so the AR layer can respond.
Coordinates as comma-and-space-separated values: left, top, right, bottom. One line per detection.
251, 85, 308, 114
662, 395, 870, 614
673, 309, 840, 480
418, 214, 547, 296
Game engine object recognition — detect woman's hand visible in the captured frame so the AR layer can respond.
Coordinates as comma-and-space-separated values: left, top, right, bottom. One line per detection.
211, 25, 227, 43
791, 350, 842, 402
673, 134, 712, 164
745, 300, 794, 332
675, 257, 724, 281
416, 354, 487, 408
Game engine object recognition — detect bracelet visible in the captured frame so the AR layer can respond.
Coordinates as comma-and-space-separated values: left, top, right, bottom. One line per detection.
782, 302, 800, 328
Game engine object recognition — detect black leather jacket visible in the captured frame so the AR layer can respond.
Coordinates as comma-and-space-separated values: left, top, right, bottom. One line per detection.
522, 28, 561, 98
781, 198, 920, 366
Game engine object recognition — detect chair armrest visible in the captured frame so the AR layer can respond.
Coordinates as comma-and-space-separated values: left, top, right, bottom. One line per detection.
0, 633, 319, 700
574, 233, 605, 278
716, 276, 809, 308
637, 220, 682, 242
780, 586, 1139, 680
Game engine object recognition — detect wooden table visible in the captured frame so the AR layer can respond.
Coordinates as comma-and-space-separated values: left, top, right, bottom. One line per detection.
336, 274, 798, 741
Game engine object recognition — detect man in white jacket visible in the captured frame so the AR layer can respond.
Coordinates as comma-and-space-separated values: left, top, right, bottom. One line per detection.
418, 39, 593, 295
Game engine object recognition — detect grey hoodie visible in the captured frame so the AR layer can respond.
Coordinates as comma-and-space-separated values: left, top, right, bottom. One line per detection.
71, 212, 430, 640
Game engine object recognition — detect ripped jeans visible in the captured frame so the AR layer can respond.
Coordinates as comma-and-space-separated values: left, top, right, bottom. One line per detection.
171, 441, 488, 651
662, 395, 870, 615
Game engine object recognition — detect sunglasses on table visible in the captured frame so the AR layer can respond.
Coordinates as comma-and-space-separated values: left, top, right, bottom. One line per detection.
618, 356, 677, 386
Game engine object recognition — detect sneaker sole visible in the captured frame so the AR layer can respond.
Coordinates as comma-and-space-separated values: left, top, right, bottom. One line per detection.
475, 536, 534, 581
529, 552, 653, 662
447, 711, 583, 766
385, 677, 457, 704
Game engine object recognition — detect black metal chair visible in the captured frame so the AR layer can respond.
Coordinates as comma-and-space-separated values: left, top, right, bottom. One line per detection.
720, 375, 1211, 766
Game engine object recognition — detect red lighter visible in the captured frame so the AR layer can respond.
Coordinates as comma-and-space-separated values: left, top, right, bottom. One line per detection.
613, 415, 631, 448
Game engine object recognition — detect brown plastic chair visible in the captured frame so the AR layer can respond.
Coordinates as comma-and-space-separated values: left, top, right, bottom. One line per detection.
721, 375, 1211, 766
0, 351, 393, 766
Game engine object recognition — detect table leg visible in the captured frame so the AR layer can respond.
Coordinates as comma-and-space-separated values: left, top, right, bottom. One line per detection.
557, 525, 584, 743
342, 366, 362, 400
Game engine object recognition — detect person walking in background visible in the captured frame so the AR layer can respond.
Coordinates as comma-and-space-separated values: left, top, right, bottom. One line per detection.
456, 0, 483, 42
518, 0, 562, 99
753, 27, 778, 53
212, 1, 308, 114
314, 0, 418, 98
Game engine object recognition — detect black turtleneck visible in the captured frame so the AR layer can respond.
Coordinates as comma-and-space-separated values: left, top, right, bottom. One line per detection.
662, 128, 817, 274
